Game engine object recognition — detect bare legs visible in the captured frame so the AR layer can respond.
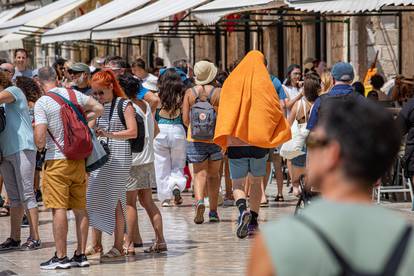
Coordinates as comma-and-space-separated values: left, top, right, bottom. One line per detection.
125, 189, 166, 252
52, 208, 88, 258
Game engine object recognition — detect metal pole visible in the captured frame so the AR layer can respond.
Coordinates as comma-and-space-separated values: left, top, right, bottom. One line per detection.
224, 30, 228, 71
277, 13, 285, 79
215, 25, 221, 67
347, 18, 351, 62
244, 14, 251, 54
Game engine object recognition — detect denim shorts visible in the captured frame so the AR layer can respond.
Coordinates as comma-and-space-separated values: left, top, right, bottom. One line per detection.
291, 154, 306, 167
187, 142, 223, 163
228, 155, 268, 180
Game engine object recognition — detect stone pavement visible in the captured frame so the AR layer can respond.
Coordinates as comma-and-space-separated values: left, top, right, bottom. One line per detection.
0, 184, 413, 276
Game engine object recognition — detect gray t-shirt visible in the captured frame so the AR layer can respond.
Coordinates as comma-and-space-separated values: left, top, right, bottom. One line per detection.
262, 199, 414, 276
34, 87, 90, 160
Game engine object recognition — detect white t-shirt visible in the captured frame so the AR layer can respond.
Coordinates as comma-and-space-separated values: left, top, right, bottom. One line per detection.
142, 73, 158, 84
283, 85, 301, 100
34, 87, 90, 160
131, 101, 155, 166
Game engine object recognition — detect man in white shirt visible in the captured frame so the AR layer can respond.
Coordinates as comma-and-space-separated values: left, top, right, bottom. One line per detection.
34, 67, 103, 270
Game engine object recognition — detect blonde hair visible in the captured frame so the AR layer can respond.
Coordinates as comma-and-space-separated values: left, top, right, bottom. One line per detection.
320, 70, 333, 94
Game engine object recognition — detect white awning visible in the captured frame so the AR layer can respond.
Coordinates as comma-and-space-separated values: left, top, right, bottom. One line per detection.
42, 0, 151, 44
193, 0, 283, 25
285, 0, 414, 13
0, 7, 24, 25
0, 0, 88, 51
92, 0, 208, 40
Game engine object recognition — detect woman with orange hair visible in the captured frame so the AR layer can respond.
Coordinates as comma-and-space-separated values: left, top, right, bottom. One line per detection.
85, 70, 137, 260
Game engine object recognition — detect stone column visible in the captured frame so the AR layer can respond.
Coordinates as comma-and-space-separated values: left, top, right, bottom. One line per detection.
48, 43, 55, 66
34, 36, 43, 68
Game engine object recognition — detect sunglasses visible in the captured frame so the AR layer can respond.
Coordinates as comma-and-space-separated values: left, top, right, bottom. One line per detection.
305, 134, 330, 150
93, 90, 105, 96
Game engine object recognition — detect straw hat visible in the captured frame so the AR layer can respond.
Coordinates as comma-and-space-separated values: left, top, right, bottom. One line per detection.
194, 61, 218, 85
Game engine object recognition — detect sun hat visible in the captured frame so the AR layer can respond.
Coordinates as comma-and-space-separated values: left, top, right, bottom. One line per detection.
194, 61, 218, 85
332, 62, 355, 82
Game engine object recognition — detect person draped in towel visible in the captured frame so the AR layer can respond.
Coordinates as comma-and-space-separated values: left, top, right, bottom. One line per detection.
214, 50, 291, 239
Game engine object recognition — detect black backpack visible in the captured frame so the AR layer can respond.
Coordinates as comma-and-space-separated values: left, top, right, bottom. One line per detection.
117, 98, 146, 153
0, 107, 5, 133
297, 216, 412, 276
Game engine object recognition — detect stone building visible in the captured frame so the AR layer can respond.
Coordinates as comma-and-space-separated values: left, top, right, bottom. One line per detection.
0, 0, 413, 83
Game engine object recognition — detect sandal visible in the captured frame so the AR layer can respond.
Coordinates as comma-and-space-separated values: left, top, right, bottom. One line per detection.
275, 195, 285, 202
101, 247, 125, 262
0, 206, 9, 217
260, 200, 269, 207
123, 245, 135, 256
85, 245, 103, 256
144, 242, 168, 253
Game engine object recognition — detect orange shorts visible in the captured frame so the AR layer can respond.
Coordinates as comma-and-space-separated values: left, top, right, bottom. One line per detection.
42, 159, 87, 209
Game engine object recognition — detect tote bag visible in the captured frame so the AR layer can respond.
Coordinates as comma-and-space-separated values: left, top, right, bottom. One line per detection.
280, 99, 310, 160
86, 130, 110, 173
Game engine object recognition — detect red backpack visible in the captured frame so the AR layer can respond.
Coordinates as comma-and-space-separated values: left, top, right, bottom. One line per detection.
47, 89, 92, 160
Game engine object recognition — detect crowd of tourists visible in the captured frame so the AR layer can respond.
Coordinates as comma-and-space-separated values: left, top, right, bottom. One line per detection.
1, 47, 414, 275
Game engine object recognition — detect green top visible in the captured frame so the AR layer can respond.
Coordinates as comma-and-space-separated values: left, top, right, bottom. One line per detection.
262, 200, 414, 276
155, 109, 183, 125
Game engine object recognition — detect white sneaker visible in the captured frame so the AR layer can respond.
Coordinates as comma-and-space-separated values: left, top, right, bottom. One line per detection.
162, 200, 171, 207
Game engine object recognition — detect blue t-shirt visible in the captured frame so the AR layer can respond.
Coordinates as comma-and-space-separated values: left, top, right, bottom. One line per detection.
12, 69, 33, 81
307, 84, 365, 130
0, 86, 35, 156
271, 75, 287, 100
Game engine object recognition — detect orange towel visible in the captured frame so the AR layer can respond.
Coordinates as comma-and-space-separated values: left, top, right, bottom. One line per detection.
214, 50, 291, 149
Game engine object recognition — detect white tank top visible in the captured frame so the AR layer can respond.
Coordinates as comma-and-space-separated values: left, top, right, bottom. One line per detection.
131, 101, 155, 166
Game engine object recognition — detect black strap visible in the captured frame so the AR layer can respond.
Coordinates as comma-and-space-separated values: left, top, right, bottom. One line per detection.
381, 225, 412, 276
297, 216, 355, 274
297, 215, 412, 276
102, 97, 118, 144
207, 87, 216, 102
191, 86, 215, 103
117, 98, 126, 128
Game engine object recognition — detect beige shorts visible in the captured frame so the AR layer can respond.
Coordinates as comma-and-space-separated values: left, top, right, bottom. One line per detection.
127, 162, 156, 191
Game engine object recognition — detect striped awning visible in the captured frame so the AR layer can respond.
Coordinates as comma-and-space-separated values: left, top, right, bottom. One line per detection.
285, 0, 414, 13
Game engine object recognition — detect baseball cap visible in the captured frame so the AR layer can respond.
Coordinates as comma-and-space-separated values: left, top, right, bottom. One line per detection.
332, 62, 355, 82
69, 63, 91, 74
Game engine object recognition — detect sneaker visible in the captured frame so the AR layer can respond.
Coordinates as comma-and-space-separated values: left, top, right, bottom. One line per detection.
204, 197, 210, 208
0, 238, 20, 251
20, 237, 41, 251
162, 200, 171, 207
70, 252, 90, 268
223, 199, 235, 207
236, 211, 252, 239
21, 214, 29, 228
248, 223, 259, 236
172, 186, 183, 205
218, 194, 224, 206
208, 211, 220, 223
40, 253, 71, 270
194, 201, 205, 224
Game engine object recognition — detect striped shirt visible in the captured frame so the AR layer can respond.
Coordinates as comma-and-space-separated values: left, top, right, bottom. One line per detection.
34, 87, 90, 160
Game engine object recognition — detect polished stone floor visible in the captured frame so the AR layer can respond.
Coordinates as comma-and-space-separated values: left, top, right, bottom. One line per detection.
0, 184, 413, 276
